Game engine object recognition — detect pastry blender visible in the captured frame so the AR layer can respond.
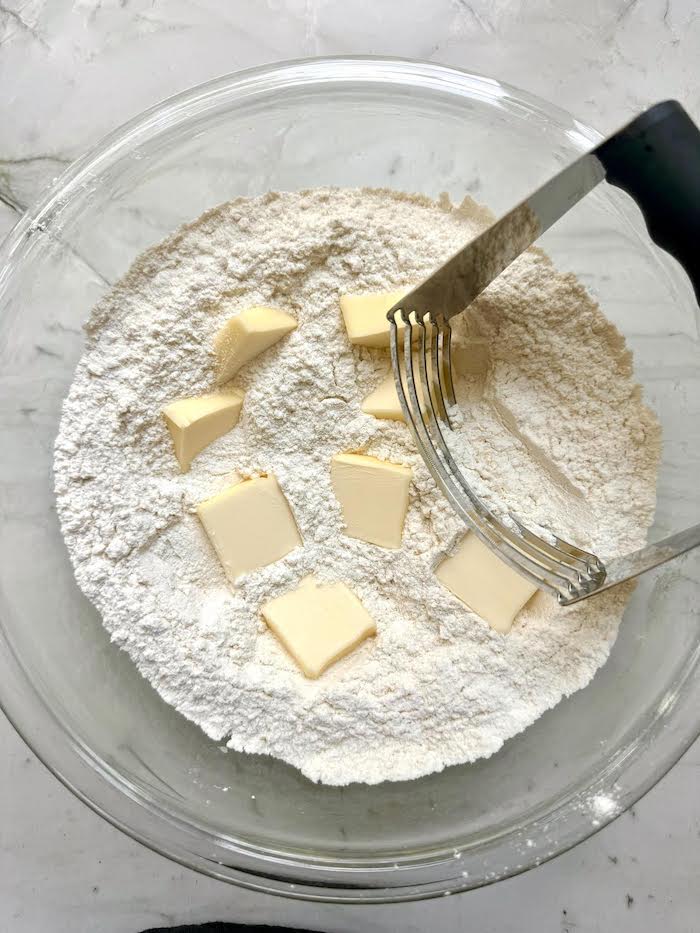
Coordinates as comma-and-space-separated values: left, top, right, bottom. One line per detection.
388, 101, 700, 605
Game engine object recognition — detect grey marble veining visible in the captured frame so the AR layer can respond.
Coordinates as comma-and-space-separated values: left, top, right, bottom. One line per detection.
2, 1, 700, 931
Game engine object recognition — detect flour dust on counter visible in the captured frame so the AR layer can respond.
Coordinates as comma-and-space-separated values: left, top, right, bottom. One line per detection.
54, 188, 660, 785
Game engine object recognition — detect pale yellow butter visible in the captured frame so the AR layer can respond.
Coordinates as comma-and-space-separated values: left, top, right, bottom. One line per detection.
214, 305, 297, 384
451, 338, 490, 376
162, 389, 244, 472
361, 361, 427, 423
339, 288, 415, 348
331, 453, 411, 548
197, 474, 301, 584
262, 576, 376, 678
435, 533, 537, 634
361, 371, 404, 422
361, 339, 489, 423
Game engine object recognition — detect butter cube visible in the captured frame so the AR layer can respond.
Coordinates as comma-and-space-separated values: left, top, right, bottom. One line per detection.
435, 533, 537, 633
361, 371, 404, 422
197, 474, 301, 583
331, 453, 411, 548
362, 339, 488, 423
451, 338, 490, 376
214, 306, 297, 384
162, 389, 244, 472
339, 288, 416, 348
262, 576, 376, 678
361, 361, 427, 423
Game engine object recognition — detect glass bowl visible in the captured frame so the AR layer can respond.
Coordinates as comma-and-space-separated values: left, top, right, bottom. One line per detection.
1, 57, 699, 903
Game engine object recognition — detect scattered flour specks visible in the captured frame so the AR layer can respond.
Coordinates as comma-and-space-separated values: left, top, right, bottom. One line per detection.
53, 188, 660, 785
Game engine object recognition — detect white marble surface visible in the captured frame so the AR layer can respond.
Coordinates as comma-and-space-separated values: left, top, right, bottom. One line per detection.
1, 1, 700, 930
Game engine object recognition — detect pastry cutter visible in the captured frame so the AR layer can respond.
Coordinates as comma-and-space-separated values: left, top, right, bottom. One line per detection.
387, 100, 700, 605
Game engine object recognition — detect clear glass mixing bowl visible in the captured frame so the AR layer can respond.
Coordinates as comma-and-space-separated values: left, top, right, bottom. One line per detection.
1, 58, 699, 903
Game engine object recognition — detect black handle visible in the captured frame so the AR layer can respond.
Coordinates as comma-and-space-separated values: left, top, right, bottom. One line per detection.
594, 100, 700, 305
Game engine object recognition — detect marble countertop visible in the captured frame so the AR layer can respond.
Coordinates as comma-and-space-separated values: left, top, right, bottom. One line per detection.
1, 1, 699, 930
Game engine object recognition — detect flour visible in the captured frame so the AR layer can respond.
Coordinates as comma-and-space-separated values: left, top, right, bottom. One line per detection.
53, 188, 660, 786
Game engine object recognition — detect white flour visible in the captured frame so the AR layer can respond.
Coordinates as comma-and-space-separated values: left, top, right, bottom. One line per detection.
54, 188, 660, 785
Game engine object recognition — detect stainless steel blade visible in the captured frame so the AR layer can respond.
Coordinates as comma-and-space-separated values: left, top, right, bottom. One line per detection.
391, 151, 606, 322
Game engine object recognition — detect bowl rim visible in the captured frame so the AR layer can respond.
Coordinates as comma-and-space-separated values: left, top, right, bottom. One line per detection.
1, 54, 698, 903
